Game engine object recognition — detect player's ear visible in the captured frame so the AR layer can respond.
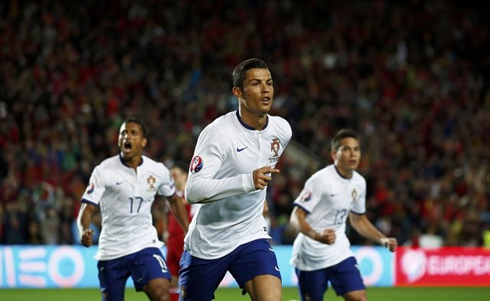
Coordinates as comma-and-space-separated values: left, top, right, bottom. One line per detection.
232, 86, 242, 98
141, 138, 147, 148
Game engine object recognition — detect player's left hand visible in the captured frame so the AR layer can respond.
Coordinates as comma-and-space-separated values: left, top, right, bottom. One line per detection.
253, 166, 280, 190
81, 229, 94, 247
380, 237, 397, 252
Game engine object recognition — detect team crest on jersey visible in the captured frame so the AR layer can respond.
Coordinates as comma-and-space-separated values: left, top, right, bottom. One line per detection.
351, 188, 357, 203
86, 183, 95, 194
301, 191, 312, 202
190, 156, 203, 173
147, 175, 156, 190
270, 138, 280, 157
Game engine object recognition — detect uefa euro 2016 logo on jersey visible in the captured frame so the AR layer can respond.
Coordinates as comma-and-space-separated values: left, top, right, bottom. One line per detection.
351, 188, 357, 203
270, 138, 280, 157
301, 191, 312, 202
86, 183, 95, 194
190, 156, 203, 173
147, 175, 156, 191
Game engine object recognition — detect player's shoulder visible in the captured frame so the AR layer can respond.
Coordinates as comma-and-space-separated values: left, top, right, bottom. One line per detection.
268, 114, 292, 137
310, 166, 331, 181
351, 170, 367, 186
142, 155, 168, 171
199, 113, 231, 137
97, 155, 120, 169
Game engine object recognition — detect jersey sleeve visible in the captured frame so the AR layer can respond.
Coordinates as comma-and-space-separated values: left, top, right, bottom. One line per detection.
81, 165, 106, 206
185, 125, 255, 204
351, 177, 367, 214
293, 174, 324, 213
157, 164, 176, 198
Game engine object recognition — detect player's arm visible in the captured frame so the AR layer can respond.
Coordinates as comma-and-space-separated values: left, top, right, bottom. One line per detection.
166, 194, 189, 234
290, 206, 336, 245
185, 126, 274, 204
349, 213, 397, 252
77, 202, 97, 247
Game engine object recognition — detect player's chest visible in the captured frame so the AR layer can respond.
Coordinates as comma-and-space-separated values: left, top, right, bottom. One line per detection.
227, 132, 285, 172
107, 171, 160, 198
325, 182, 360, 210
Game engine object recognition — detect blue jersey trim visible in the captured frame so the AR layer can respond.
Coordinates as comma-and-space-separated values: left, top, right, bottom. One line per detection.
293, 203, 311, 214
350, 210, 365, 215
81, 198, 99, 207
235, 110, 269, 130
119, 153, 144, 167
334, 166, 352, 179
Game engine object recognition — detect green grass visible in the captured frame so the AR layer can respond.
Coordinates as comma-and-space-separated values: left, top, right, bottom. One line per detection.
0, 287, 489, 301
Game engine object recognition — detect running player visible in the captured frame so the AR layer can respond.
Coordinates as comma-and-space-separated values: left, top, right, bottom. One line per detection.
180, 58, 292, 301
77, 118, 189, 301
290, 129, 397, 301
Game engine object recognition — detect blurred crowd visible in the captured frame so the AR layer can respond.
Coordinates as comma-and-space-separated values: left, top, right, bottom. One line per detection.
0, 0, 489, 247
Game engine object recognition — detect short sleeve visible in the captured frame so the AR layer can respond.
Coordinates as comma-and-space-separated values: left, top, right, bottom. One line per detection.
81, 166, 106, 206
293, 175, 324, 213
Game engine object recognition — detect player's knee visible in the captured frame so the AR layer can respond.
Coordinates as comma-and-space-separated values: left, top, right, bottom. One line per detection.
150, 290, 169, 301
343, 291, 367, 301
149, 286, 169, 301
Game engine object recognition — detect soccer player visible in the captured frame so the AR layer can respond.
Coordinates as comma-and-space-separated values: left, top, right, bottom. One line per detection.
180, 58, 292, 301
166, 162, 193, 301
290, 129, 397, 301
77, 118, 190, 301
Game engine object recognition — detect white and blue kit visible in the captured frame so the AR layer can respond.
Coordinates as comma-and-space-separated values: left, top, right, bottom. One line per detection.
180, 110, 292, 300
291, 164, 367, 298
81, 155, 174, 296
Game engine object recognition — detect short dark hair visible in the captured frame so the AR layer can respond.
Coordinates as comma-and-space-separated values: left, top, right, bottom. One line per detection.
232, 58, 269, 90
331, 129, 359, 151
123, 117, 147, 138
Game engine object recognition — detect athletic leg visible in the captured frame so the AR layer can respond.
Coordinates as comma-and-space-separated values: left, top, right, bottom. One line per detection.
229, 239, 282, 301
243, 274, 281, 301
131, 248, 172, 301
343, 290, 367, 301
328, 257, 366, 301
97, 259, 130, 301
179, 251, 229, 301
294, 268, 329, 301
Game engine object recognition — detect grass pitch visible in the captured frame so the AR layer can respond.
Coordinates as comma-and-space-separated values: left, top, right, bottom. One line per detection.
0, 286, 489, 300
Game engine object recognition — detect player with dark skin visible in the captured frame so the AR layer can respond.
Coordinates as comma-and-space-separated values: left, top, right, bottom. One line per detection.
79, 120, 189, 301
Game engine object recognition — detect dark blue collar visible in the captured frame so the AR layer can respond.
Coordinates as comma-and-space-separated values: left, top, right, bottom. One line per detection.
334, 165, 352, 179
235, 110, 268, 130
119, 153, 144, 167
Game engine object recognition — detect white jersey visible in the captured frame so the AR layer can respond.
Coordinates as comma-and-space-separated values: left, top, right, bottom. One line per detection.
290, 164, 366, 271
81, 155, 175, 260
185, 110, 292, 259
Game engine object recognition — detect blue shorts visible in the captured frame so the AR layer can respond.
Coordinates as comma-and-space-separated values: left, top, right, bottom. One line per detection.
97, 247, 171, 300
295, 256, 365, 301
179, 239, 281, 301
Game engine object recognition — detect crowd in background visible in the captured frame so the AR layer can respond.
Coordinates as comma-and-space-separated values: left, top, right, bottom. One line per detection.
0, 0, 489, 247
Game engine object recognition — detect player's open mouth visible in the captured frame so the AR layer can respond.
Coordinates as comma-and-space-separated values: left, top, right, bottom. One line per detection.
261, 97, 271, 104
124, 142, 132, 150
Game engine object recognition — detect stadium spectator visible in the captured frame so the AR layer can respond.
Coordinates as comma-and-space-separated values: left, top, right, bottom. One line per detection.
0, 0, 488, 249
